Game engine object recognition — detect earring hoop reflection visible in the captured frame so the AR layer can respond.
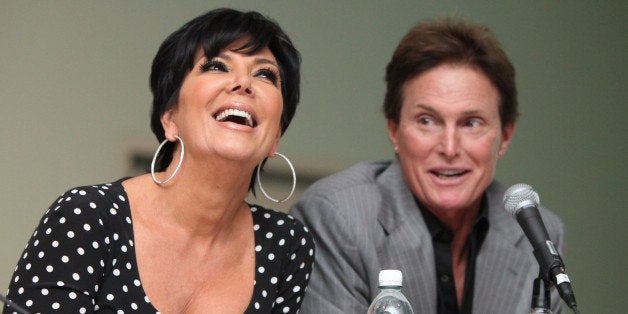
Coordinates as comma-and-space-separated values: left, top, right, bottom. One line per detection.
256, 153, 296, 203
150, 136, 185, 185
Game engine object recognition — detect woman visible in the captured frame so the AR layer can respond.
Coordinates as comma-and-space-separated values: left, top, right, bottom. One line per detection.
4, 8, 313, 314
290, 19, 565, 313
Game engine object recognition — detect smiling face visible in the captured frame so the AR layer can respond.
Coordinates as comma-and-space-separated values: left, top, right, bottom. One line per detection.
161, 39, 284, 166
388, 64, 514, 214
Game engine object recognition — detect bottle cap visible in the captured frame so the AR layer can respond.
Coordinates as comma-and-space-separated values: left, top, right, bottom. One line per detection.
378, 269, 403, 287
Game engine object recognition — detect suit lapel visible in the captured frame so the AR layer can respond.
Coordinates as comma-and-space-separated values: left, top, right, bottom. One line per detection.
375, 160, 437, 313
473, 182, 533, 313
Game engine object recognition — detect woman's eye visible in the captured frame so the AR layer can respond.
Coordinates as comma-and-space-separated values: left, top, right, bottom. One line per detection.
200, 60, 227, 72
255, 68, 279, 85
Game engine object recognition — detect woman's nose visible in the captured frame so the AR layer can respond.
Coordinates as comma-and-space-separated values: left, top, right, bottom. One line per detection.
228, 73, 253, 95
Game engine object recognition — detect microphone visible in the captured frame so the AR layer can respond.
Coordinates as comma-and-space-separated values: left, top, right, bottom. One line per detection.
503, 183, 578, 312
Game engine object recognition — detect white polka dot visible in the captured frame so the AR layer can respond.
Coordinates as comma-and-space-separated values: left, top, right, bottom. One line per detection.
276, 296, 284, 304
279, 239, 286, 246
46, 265, 54, 272
271, 277, 278, 284
67, 231, 75, 238
266, 232, 273, 239
32, 276, 39, 283
52, 240, 59, 247
77, 247, 85, 255
52, 302, 61, 309
293, 285, 301, 292
258, 266, 265, 273
255, 245, 262, 252
277, 219, 285, 225
283, 306, 290, 313
57, 281, 64, 286
90, 202, 97, 208
131, 303, 138, 310
83, 224, 91, 231
61, 255, 70, 263
69, 292, 77, 299
268, 253, 275, 260
41, 288, 49, 295
73, 273, 80, 280
74, 208, 81, 215
110, 208, 117, 215
92, 241, 99, 249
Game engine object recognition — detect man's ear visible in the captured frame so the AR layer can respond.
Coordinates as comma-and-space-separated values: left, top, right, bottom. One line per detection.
387, 119, 400, 151
498, 122, 516, 158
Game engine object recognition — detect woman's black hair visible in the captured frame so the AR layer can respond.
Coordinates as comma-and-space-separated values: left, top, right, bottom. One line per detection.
149, 8, 300, 190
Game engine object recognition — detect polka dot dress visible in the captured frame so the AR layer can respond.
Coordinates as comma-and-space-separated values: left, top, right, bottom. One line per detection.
3, 179, 315, 313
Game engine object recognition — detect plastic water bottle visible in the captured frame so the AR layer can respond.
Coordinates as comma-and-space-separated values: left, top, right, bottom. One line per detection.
367, 269, 414, 314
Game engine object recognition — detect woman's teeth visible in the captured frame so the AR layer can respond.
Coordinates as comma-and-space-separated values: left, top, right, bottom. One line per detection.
214, 109, 254, 127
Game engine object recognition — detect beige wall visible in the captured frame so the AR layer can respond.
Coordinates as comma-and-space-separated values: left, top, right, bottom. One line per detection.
1, 1, 626, 312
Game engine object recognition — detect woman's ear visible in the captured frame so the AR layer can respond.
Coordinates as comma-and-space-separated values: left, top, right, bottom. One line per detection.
160, 108, 179, 141
267, 128, 282, 158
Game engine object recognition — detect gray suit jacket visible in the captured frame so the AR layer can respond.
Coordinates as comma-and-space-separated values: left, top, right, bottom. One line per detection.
290, 160, 565, 313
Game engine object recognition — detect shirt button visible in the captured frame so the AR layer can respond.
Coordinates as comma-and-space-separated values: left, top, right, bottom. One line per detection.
440, 275, 450, 283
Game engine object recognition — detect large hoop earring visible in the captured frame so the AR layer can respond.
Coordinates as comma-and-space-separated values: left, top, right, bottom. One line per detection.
151, 136, 185, 185
256, 152, 296, 203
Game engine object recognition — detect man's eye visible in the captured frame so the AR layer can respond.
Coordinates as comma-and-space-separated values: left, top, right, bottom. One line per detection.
418, 116, 433, 125
466, 119, 481, 127
255, 68, 279, 85
200, 60, 227, 72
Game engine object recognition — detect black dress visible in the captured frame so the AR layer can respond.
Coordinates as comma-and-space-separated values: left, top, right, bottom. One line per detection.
3, 179, 314, 313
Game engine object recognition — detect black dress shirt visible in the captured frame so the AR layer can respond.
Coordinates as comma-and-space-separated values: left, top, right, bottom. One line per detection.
418, 196, 489, 314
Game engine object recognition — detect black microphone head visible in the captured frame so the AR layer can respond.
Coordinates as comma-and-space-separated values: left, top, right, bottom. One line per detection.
503, 183, 540, 215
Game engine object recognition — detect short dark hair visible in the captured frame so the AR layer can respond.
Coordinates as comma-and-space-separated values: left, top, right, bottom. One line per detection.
383, 18, 517, 128
149, 8, 300, 171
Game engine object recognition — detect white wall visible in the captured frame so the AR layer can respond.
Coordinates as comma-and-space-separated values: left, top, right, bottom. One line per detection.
1, 1, 626, 313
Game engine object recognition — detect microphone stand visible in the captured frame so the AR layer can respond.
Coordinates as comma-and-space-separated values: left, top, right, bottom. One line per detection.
529, 275, 581, 314
530, 276, 551, 313
0, 293, 31, 314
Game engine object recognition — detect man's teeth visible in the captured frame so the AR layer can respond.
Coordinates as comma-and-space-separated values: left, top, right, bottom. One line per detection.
436, 170, 465, 177
215, 109, 254, 127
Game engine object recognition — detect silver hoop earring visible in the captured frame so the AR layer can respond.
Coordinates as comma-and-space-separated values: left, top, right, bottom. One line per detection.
256, 152, 296, 203
151, 136, 185, 185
